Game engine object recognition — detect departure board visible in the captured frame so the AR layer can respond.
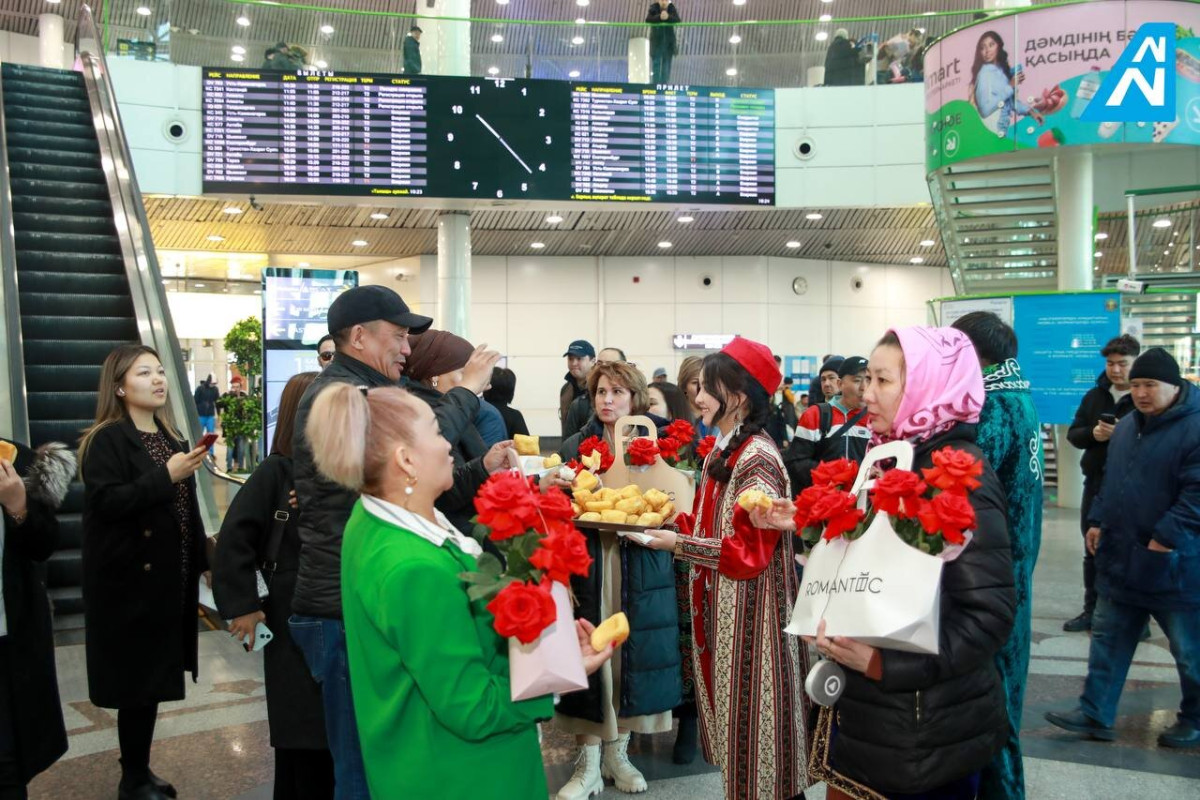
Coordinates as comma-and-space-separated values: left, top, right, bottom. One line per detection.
202, 69, 774, 206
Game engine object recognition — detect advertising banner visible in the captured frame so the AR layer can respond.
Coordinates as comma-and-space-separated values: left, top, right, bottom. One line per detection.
925, 0, 1200, 172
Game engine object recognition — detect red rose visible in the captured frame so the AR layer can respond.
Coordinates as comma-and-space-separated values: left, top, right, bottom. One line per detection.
810, 458, 859, 489
871, 469, 927, 519
657, 437, 682, 461
626, 438, 660, 466
795, 484, 863, 539
665, 419, 696, 446
486, 580, 557, 644
474, 472, 540, 540
530, 527, 593, 584
695, 435, 716, 459
922, 447, 984, 494
533, 490, 576, 533
578, 436, 614, 473
565, 459, 584, 473
917, 492, 977, 545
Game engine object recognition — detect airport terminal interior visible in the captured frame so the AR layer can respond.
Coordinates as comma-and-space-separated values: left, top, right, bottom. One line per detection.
1, 0, 1200, 798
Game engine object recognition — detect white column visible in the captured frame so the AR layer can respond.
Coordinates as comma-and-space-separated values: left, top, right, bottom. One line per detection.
38, 14, 65, 69
1054, 149, 1094, 509
437, 212, 471, 338
419, 0, 471, 77
628, 37, 651, 83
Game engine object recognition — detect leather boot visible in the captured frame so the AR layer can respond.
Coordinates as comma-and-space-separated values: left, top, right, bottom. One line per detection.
602, 732, 648, 794
673, 715, 698, 764
555, 744, 602, 800
148, 770, 176, 798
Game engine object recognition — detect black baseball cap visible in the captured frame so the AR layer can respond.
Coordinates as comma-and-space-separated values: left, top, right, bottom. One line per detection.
838, 356, 869, 378
563, 340, 596, 358
327, 285, 432, 336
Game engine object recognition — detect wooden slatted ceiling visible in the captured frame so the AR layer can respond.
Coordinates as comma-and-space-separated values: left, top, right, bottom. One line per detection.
1095, 200, 1200, 276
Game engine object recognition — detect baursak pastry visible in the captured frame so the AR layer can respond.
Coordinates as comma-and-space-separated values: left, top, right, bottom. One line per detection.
0, 441, 15, 463
736, 489, 774, 512
513, 434, 540, 456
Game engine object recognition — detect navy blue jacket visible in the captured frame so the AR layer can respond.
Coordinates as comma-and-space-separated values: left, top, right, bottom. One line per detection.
1091, 382, 1200, 609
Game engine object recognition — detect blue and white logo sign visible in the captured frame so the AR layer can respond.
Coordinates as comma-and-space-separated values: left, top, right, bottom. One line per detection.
1081, 23, 1177, 122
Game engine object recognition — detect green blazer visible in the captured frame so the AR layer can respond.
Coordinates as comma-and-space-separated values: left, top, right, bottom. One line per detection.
341, 498, 554, 799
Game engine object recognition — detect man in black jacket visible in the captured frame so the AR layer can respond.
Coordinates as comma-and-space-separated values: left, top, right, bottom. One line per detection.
1063, 334, 1140, 632
289, 285, 500, 798
560, 340, 596, 438
402, 25, 422, 75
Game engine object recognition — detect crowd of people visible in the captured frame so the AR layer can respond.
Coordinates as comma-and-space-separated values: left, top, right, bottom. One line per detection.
2, 283, 1199, 800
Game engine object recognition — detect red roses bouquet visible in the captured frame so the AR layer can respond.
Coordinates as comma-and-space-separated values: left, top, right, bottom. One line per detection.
464, 472, 593, 643
570, 436, 614, 475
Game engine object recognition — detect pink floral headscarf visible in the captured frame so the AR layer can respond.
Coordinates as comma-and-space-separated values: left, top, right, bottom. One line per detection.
874, 326, 985, 444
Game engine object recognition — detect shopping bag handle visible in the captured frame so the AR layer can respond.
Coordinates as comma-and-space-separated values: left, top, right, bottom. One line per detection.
849, 440, 914, 497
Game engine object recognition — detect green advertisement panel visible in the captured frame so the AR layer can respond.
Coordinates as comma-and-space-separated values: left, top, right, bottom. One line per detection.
925, 0, 1200, 173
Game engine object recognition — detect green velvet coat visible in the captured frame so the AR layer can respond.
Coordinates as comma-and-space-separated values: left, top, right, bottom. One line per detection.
974, 359, 1043, 800
340, 500, 554, 799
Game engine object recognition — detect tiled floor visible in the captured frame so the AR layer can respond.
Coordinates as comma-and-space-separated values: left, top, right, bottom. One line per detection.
28, 506, 1200, 799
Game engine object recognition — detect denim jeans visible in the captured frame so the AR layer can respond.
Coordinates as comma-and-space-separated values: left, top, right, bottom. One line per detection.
288, 616, 371, 800
1080, 595, 1200, 728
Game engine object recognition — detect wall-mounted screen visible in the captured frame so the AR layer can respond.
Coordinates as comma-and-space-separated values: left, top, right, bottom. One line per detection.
202, 69, 775, 206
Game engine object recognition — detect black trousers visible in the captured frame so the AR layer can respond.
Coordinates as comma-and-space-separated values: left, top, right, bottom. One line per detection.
0, 639, 26, 799
117, 704, 159, 784
273, 747, 335, 800
1080, 482, 1101, 614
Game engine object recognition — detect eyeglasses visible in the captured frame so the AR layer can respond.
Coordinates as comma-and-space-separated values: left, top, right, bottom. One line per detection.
318, 351, 335, 362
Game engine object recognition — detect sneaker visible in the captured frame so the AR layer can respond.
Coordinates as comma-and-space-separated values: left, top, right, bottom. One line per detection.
1063, 611, 1092, 632
1158, 720, 1200, 749
1044, 708, 1116, 741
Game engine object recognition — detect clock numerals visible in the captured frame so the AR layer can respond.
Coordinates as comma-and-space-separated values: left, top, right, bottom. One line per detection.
539, 163, 546, 172
451, 105, 463, 114
496, 189, 504, 198
545, 136, 552, 145
539, 108, 545, 117
453, 160, 461, 170
469, 85, 481, 95
447, 133, 454, 142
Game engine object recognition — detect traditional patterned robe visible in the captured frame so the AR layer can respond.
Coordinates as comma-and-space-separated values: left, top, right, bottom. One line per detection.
674, 433, 812, 800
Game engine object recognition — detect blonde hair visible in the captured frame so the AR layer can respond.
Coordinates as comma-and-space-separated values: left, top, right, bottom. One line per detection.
306, 383, 418, 495
677, 356, 703, 390
587, 360, 651, 416
79, 344, 182, 473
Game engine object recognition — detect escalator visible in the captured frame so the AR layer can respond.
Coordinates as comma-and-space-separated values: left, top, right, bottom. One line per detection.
0, 5, 221, 639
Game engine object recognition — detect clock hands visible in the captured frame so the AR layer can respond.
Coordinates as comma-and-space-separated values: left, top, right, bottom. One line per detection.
475, 113, 533, 175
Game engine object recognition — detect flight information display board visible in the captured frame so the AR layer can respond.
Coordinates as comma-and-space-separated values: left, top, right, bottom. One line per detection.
202, 69, 774, 206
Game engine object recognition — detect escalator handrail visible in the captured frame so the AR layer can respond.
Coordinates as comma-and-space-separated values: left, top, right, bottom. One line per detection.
0, 76, 31, 444
204, 456, 248, 487
74, 4, 221, 535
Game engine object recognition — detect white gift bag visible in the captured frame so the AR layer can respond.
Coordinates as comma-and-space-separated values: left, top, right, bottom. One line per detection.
784, 440, 946, 655
508, 582, 589, 701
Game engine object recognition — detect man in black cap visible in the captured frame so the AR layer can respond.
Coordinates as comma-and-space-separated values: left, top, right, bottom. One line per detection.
783, 355, 870, 491
807, 354, 843, 406
1047, 347, 1200, 749
403, 24, 422, 74
560, 339, 596, 438
288, 285, 500, 796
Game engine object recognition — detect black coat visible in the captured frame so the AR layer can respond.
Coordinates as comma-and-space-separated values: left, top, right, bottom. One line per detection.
646, 2, 680, 56
1067, 373, 1135, 486
830, 424, 1015, 794
404, 381, 490, 535
824, 37, 861, 86
81, 418, 208, 708
403, 35, 421, 75
212, 454, 328, 750
193, 383, 219, 417
492, 402, 530, 439
1, 439, 69, 783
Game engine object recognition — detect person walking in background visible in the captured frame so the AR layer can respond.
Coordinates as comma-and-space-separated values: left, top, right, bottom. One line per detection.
1064, 334, 1140, 633
952, 311, 1044, 800
783, 356, 870, 491
402, 25, 422, 75
824, 29, 860, 86
79, 344, 209, 800
193, 375, 219, 454
1046, 348, 1200, 750
218, 376, 249, 473
0, 436, 72, 800
561, 340, 596, 439
647, 0, 680, 84
317, 335, 336, 370
483, 367, 530, 439
212, 371, 335, 800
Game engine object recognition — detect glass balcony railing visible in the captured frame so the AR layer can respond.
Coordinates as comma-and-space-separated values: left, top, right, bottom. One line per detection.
62, 0, 994, 89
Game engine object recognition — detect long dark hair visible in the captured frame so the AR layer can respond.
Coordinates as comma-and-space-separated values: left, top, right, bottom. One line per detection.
271, 372, 318, 457
651, 381, 692, 423
701, 353, 772, 483
971, 30, 1013, 81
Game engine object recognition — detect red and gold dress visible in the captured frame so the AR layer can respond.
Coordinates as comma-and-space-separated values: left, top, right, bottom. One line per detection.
673, 432, 813, 800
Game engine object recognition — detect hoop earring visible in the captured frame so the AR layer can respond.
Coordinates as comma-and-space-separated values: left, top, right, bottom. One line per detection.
117, 389, 125, 397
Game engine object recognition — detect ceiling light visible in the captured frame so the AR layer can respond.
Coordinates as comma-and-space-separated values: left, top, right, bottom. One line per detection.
370, 212, 389, 220
1094, 251, 1103, 257
236, 15, 250, 26
230, 53, 245, 62
658, 241, 673, 248
491, 34, 504, 43
222, 206, 242, 214
231, 45, 245, 55
319, 24, 334, 34
909, 257, 924, 264
136, 6, 152, 16
488, 66, 499, 75
530, 242, 545, 249
575, 17, 586, 25
206, 234, 225, 242
194, 282, 206, 288
923, 10, 936, 15
572, 35, 585, 45
1153, 218, 1172, 228
1164, 249, 1171, 255
568, 70, 581, 78
1094, 232, 1108, 240
351, 239, 368, 247
726, 67, 738, 76
545, 214, 564, 224
919, 239, 935, 247
677, 215, 694, 223
729, 34, 742, 44
815, 31, 829, 42
786, 241, 801, 249
733, 0, 747, 5
496, 0, 509, 4
577, 0, 589, 5
819, 14, 832, 22
297, 262, 311, 267
313, 60, 327, 68
806, 212, 822, 220
45, 0, 61, 4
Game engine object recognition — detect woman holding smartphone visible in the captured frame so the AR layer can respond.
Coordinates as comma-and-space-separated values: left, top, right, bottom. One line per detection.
79, 344, 209, 800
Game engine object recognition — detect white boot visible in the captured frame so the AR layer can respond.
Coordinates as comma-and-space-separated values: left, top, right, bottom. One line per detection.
556, 744, 603, 800
601, 732, 648, 794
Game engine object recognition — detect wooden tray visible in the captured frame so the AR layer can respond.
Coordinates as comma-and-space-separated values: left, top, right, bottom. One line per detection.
574, 518, 654, 533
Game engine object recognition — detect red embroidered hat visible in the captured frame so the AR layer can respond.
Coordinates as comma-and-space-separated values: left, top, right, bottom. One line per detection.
720, 336, 782, 394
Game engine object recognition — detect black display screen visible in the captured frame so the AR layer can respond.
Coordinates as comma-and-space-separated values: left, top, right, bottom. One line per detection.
202, 69, 774, 206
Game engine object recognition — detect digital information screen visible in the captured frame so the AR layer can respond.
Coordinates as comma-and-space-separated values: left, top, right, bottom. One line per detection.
202, 69, 774, 206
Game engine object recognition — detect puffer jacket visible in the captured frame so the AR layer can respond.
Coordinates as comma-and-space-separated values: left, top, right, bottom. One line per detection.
1067, 372, 1135, 486
1091, 381, 1200, 610
830, 423, 1016, 794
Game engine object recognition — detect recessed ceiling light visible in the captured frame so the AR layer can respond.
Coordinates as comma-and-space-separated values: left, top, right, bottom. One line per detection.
545, 214, 564, 224
806, 212, 823, 220
530, 241, 545, 249
491, 34, 504, 43
1094, 232, 1108, 240
786, 241, 801, 249
230, 53, 245, 62
575, 17, 586, 25
658, 241, 673, 248
297, 262, 311, 267
568, 70, 581, 78
1164, 249, 1171, 255
909, 257, 924, 264
819, 14, 832, 22
496, 0, 509, 4
919, 239, 936, 247
194, 282, 206, 288
206, 234, 225, 242
1153, 218, 1172, 228
726, 67, 738, 76
136, 6, 152, 16
314, 60, 328, 68
488, 66, 500, 75
222, 206, 242, 214
45, 0, 61, 4
231, 45, 245, 55
729, 34, 742, 44
572, 35, 585, 45
370, 212, 389, 220
677, 215, 694, 223
577, 0, 590, 5
319, 24, 334, 34
923, 10, 936, 15
733, 0, 746, 5
236, 15, 250, 26
815, 31, 829, 42
351, 239, 368, 247
1094, 251, 1103, 257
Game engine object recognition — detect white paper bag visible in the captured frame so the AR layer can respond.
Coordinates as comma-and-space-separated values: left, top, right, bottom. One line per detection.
508, 582, 589, 701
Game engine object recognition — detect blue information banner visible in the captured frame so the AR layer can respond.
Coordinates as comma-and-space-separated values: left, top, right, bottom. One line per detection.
1012, 293, 1122, 425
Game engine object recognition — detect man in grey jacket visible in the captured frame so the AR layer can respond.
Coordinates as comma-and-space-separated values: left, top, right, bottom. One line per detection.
289, 285, 501, 798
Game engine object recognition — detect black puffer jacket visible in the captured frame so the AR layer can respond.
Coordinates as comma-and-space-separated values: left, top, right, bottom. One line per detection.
404, 380, 490, 534
291, 353, 479, 619
830, 423, 1015, 794
1067, 372, 1135, 485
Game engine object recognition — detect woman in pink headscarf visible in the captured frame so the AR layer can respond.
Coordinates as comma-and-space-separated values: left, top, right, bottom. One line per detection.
761, 327, 1016, 800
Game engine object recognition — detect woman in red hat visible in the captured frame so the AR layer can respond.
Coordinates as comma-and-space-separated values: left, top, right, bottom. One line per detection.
635, 337, 812, 800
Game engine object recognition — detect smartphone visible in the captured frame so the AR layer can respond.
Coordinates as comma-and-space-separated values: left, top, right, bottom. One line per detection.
241, 621, 273, 653
1098, 413, 1116, 425
198, 433, 219, 450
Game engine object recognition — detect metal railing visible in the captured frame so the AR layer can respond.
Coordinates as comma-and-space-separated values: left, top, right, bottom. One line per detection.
0, 78, 29, 444
204, 456, 247, 487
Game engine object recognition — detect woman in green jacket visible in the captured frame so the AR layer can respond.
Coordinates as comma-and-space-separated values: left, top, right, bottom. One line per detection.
305, 383, 611, 799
